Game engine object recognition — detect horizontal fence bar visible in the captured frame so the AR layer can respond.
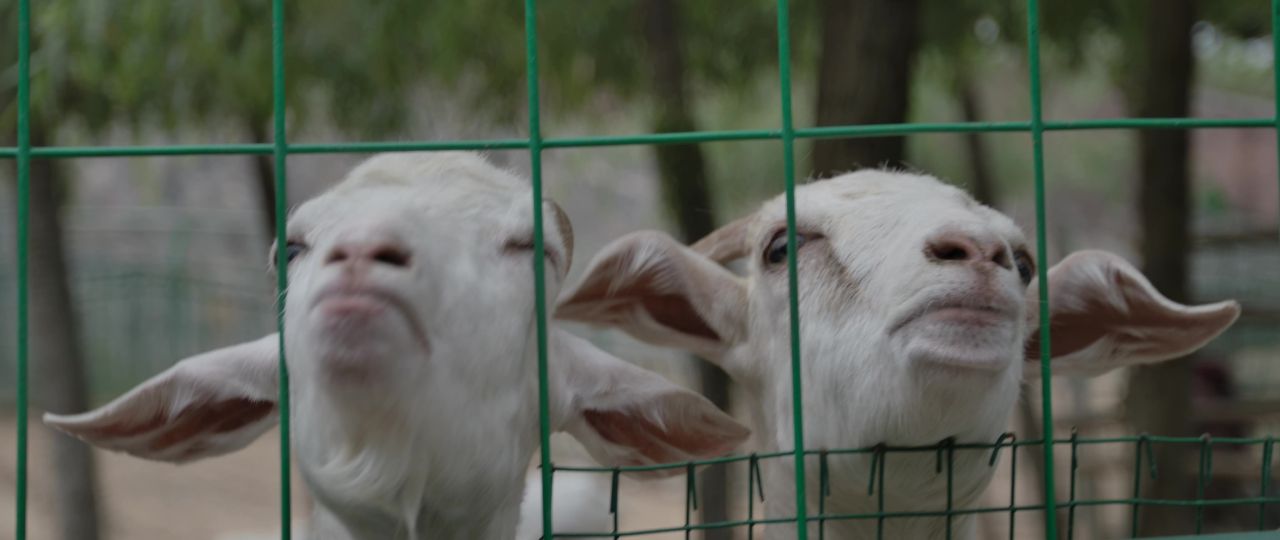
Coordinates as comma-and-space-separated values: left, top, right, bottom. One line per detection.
552, 493, 1280, 538
801, 121, 1029, 138
291, 140, 530, 153
23, 143, 274, 157
0, 139, 529, 158
557, 516, 799, 538
2, 117, 1275, 160
1048, 117, 1276, 130
544, 129, 779, 147
550, 434, 1275, 473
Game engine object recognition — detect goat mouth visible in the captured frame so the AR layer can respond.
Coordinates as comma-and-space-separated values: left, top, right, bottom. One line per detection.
890, 297, 1021, 372
314, 287, 404, 316
889, 300, 1014, 335
311, 285, 431, 351
923, 306, 1008, 325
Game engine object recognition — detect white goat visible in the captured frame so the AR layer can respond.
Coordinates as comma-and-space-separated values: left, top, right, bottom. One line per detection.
554, 169, 1241, 539
43, 152, 749, 539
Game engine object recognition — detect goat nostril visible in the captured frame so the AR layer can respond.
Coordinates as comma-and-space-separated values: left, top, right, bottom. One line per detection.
372, 246, 411, 267
991, 249, 1012, 269
929, 242, 971, 262
326, 249, 349, 265
325, 245, 411, 267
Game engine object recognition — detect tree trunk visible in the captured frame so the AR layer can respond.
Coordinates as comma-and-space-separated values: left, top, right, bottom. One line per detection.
956, 75, 996, 207
811, 0, 921, 176
247, 119, 278, 240
640, 1, 731, 535
24, 127, 102, 540
1123, 0, 1196, 535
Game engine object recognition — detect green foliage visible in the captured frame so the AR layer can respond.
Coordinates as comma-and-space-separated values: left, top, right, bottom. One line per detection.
416, 0, 789, 119
2, 1, 808, 138
4, 0, 1270, 148
1202, 2, 1271, 39
1, 1, 436, 138
921, 0, 1023, 63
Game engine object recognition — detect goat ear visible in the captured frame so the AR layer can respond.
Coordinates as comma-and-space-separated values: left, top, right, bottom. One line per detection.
552, 331, 749, 478
43, 334, 280, 463
1024, 251, 1240, 378
555, 231, 748, 361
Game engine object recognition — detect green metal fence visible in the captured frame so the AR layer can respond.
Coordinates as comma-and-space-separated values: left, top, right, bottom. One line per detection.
6, 0, 1280, 538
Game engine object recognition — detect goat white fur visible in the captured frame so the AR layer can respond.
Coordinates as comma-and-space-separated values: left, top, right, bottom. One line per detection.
43, 152, 748, 539
555, 170, 1241, 539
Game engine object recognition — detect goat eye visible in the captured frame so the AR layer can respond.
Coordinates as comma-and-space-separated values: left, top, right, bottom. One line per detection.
503, 236, 561, 269
1014, 251, 1035, 285
504, 237, 535, 252
764, 230, 811, 266
285, 241, 308, 264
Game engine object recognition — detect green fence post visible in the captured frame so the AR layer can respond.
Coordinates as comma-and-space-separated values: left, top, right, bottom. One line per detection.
270, 0, 292, 535
1024, 0, 1060, 538
773, 0, 810, 537
13, 0, 32, 536
522, 0, 556, 536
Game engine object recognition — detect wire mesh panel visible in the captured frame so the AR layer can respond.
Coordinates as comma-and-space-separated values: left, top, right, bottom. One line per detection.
6, 0, 1280, 539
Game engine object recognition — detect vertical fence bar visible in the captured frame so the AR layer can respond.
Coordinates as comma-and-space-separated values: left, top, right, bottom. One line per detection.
523, 0, 555, 536
817, 452, 828, 539
1260, 439, 1275, 530
1066, 432, 1079, 540
270, 0, 292, 536
876, 449, 886, 539
1130, 438, 1145, 537
747, 455, 752, 540
1025, 0, 1060, 538
1008, 438, 1018, 540
610, 469, 621, 539
13, 0, 32, 537
774, 0, 809, 537
944, 442, 954, 540
685, 464, 696, 540
1194, 437, 1212, 533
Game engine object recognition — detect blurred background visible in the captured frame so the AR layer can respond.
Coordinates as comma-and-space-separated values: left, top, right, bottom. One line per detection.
0, 0, 1277, 538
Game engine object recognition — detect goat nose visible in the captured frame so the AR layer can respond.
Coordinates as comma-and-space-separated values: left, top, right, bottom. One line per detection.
924, 231, 1011, 269
325, 240, 413, 269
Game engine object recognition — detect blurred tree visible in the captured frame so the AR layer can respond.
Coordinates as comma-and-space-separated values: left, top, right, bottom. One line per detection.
25, 132, 100, 540
16, 1, 441, 237
0, 133, 101, 540
918, 0, 1022, 206
640, 0, 732, 531
1037, 0, 1268, 534
2, 7, 103, 538
1124, 0, 1198, 535
811, 0, 921, 175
